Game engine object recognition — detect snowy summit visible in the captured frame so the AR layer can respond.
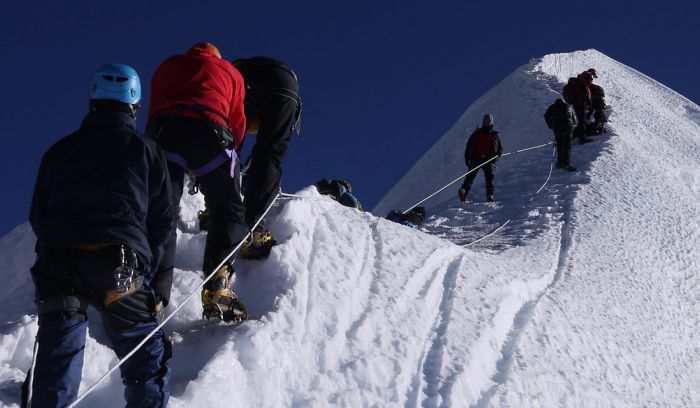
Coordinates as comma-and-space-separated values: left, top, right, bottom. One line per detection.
1, 49, 698, 407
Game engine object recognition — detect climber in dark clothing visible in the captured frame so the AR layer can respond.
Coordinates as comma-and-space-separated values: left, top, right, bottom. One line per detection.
545, 98, 577, 171
459, 114, 503, 203
315, 179, 363, 210
563, 72, 594, 144
386, 207, 426, 229
233, 56, 302, 258
589, 83, 608, 135
22, 64, 175, 408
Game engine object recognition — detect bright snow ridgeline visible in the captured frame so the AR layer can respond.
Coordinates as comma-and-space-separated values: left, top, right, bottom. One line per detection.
1, 49, 698, 407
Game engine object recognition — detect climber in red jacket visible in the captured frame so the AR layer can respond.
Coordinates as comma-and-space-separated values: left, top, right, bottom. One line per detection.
146, 42, 248, 322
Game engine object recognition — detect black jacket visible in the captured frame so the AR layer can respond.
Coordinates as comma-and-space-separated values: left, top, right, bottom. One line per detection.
233, 56, 300, 123
544, 99, 577, 132
590, 84, 606, 110
30, 111, 175, 283
464, 127, 503, 165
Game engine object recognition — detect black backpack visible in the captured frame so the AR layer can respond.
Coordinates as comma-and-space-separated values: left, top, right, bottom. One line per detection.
562, 77, 578, 104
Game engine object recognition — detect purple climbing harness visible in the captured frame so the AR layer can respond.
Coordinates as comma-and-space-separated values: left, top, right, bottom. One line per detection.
164, 148, 237, 178
153, 104, 239, 178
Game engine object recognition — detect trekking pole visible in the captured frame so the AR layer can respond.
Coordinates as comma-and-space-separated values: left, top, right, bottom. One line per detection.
68, 190, 282, 408
402, 142, 554, 214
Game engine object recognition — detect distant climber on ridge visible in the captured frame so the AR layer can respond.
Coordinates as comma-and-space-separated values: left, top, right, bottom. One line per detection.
386, 207, 426, 229
316, 179, 364, 210
458, 114, 503, 203
545, 98, 577, 172
586, 68, 608, 135
562, 72, 594, 144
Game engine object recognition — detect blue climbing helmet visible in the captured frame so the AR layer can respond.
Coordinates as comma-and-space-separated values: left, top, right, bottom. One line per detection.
90, 63, 141, 105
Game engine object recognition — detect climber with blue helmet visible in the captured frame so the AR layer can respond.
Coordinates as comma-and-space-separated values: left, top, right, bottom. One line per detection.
22, 63, 175, 407
89, 63, 142, 117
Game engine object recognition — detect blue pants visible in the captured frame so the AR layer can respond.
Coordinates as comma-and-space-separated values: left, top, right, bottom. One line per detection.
29, 318, 171, 407
22, 246, 171, 407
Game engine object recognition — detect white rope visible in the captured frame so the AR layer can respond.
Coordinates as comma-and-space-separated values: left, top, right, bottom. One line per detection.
278, 142, 555, 248
280, 192, 343, 202
533, 146, 555, 197
465, 220, 511, 247
280, 192, 307, 199
68, 191, 282, 408
465, 144, 556, 247
26, 336, 38, 407
402, 142, 554, 214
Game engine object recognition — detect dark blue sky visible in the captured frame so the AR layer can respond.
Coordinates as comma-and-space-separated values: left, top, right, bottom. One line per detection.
1, 1, 697, 235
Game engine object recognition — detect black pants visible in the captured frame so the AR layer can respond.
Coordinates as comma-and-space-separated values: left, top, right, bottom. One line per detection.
463, 157, 496, 195
592, 108, 607, 133
573, 106, 588, 141
244, 69, 300, 229
149, 117, 247, 275
554, 128, 573, 166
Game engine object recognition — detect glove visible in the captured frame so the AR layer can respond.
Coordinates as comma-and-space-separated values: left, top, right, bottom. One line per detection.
458, 188, 467, 203
155, 299, 164, 322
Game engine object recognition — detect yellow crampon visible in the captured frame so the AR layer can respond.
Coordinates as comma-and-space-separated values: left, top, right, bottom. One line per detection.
240, 229, 277, 260
201, 264, 248, 322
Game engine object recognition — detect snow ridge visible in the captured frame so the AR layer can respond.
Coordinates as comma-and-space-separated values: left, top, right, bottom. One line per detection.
0, 49, 698, 407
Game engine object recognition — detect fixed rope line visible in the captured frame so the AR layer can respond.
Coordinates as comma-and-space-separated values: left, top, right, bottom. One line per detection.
280, 192, 326, 200
465, 220, 512, 247
26, 340, 39, 408
532, 145, 556, 197
402, 142, 554, 215
280, 192, 352, 202
280, 192, 306, 199
67, 191, 282, 408
465, 144, 556, 247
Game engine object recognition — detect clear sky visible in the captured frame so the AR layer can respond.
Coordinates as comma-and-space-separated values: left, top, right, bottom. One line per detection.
1, 0, 697, 235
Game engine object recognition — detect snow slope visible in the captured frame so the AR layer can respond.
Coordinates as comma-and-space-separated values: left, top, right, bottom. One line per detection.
0, 49, 698, 407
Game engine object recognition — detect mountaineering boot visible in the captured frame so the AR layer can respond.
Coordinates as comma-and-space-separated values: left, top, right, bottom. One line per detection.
458, 187, 468, 203
486, 193, 495, 202
241, 228, 277, 260
201, 263, 248, 322
556, 163, 576, 172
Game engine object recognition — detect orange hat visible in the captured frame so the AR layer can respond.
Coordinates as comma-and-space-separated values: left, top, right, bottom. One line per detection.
587, 68, 598, 78
191, 42, 222, 59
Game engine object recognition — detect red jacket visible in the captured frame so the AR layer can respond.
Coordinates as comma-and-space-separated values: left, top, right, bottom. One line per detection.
148, 46, 246, 148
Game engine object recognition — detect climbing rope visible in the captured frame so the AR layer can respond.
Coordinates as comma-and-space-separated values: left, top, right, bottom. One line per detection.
66, 191, 282, 408
26, 339, 38, 408
464, 145, 556, 247
279, 192, 322, 200
402, 142, 554, 214
277, 141, 556, 248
